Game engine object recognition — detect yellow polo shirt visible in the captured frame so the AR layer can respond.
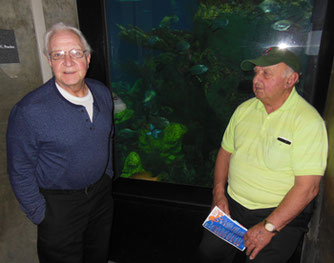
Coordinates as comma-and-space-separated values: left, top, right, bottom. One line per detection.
222, 88, 328, 209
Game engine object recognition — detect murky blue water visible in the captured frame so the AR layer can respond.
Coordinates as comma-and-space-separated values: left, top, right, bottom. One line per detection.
105, 0, 315, 187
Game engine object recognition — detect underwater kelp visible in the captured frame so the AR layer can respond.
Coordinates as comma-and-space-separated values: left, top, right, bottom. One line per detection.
116, 25, 220, 182
113, 0, 314, 186
121, 151, 146, 178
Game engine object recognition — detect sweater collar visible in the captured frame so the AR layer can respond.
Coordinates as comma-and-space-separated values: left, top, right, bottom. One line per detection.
50, 77, 100, 113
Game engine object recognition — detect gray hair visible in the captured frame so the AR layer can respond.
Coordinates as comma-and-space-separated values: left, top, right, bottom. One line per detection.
282, 64, 299, 85
282, 65, 294, 78
44, 22, 92, 56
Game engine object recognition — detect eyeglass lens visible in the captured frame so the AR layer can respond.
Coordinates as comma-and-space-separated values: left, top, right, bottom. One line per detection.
50, 49, 86, 60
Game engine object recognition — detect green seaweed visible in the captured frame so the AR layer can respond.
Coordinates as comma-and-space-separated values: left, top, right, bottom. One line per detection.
114, 108, 134, 124
114, 0, 313, 185
138, 122, 187, 164
121, 151, 146, 178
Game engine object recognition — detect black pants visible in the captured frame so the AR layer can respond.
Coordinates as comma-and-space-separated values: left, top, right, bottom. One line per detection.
38, 174, 113, 263
198, 194, 313, 263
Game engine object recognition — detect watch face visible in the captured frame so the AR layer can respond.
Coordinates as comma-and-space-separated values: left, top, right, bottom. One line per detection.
265, 222, 276, 232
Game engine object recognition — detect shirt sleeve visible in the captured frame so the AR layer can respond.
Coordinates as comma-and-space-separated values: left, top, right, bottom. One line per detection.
6, 105, 46, 225
292, 118, 328, 176
221, 109, 238, 153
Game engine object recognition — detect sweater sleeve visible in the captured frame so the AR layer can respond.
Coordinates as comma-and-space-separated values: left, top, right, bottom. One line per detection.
104, 87, 115, 179
105, 124, 114, 178
6, 105, 46, 225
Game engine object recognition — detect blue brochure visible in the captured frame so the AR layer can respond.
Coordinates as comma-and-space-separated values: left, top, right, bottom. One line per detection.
202, 206, 248, 251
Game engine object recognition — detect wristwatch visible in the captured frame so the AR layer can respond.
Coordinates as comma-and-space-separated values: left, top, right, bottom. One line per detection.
263, 219, 279, 233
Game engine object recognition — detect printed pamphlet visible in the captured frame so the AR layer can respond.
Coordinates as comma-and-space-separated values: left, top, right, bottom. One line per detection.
202, 206, 248, 251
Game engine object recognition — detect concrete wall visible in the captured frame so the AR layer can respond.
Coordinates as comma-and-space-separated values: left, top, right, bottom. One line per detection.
319, 59, 334, 263
300, 59, 334, 263
0, 1, 78, 262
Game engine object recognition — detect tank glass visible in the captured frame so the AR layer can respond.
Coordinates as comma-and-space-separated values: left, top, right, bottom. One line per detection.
105, 0, 325, 187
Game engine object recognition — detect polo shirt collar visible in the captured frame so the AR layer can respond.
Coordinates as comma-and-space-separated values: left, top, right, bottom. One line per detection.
256, 87, 297, 113
278, 87, 297, 111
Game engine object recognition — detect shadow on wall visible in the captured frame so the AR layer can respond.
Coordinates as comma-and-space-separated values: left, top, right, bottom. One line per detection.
317, 59, 334, 263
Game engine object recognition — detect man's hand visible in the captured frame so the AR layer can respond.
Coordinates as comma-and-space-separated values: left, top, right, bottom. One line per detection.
212, 188, 230, 216
243, 221, 275, 260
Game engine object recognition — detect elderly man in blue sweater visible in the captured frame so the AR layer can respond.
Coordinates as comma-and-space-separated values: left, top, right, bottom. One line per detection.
6, 22, 114, 263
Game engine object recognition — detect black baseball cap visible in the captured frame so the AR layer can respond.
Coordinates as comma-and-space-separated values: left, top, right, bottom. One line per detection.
240, 47, 300, 74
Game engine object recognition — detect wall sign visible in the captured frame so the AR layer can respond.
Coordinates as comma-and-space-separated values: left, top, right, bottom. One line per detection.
0, 29, 19, 64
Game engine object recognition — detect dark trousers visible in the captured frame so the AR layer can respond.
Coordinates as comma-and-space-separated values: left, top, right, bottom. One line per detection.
38, 174, 113, 263
198, 194, 313, 263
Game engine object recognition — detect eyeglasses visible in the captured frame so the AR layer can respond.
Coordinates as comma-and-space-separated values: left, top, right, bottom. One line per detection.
49, 49, 88, 60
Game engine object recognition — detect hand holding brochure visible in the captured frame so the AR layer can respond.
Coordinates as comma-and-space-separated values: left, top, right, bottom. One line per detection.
202, 206, 248, 251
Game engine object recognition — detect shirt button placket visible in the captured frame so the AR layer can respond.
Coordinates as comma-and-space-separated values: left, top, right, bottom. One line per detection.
80, 108, 93, 130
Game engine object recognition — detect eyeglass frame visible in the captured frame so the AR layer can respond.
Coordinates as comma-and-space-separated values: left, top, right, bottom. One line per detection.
48, 48, 89, 61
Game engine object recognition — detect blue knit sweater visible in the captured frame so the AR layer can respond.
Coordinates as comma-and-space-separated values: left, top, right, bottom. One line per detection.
6, 77, 114, 224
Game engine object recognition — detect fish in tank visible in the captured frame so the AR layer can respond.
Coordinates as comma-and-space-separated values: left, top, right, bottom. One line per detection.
105, 0, 315, 187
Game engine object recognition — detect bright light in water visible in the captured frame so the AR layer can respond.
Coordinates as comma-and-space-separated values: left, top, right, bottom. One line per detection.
278, 43, 289, 49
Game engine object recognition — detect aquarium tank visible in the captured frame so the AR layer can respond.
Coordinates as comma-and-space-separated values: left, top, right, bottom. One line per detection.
105, 0, 323, 187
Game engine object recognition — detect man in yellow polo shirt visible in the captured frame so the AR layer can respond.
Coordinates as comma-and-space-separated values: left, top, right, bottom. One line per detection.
198, 47, 328, 263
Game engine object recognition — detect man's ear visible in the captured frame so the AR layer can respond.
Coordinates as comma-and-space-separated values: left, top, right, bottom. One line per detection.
86, 53, 91, 68
286, 72, 299, 88
45, 54, 52, 67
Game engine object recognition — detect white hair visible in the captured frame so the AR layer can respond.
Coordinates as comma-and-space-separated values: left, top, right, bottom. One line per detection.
282, 65, 295, 78
43, 22, 92, 56
282, 64, 299, 85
